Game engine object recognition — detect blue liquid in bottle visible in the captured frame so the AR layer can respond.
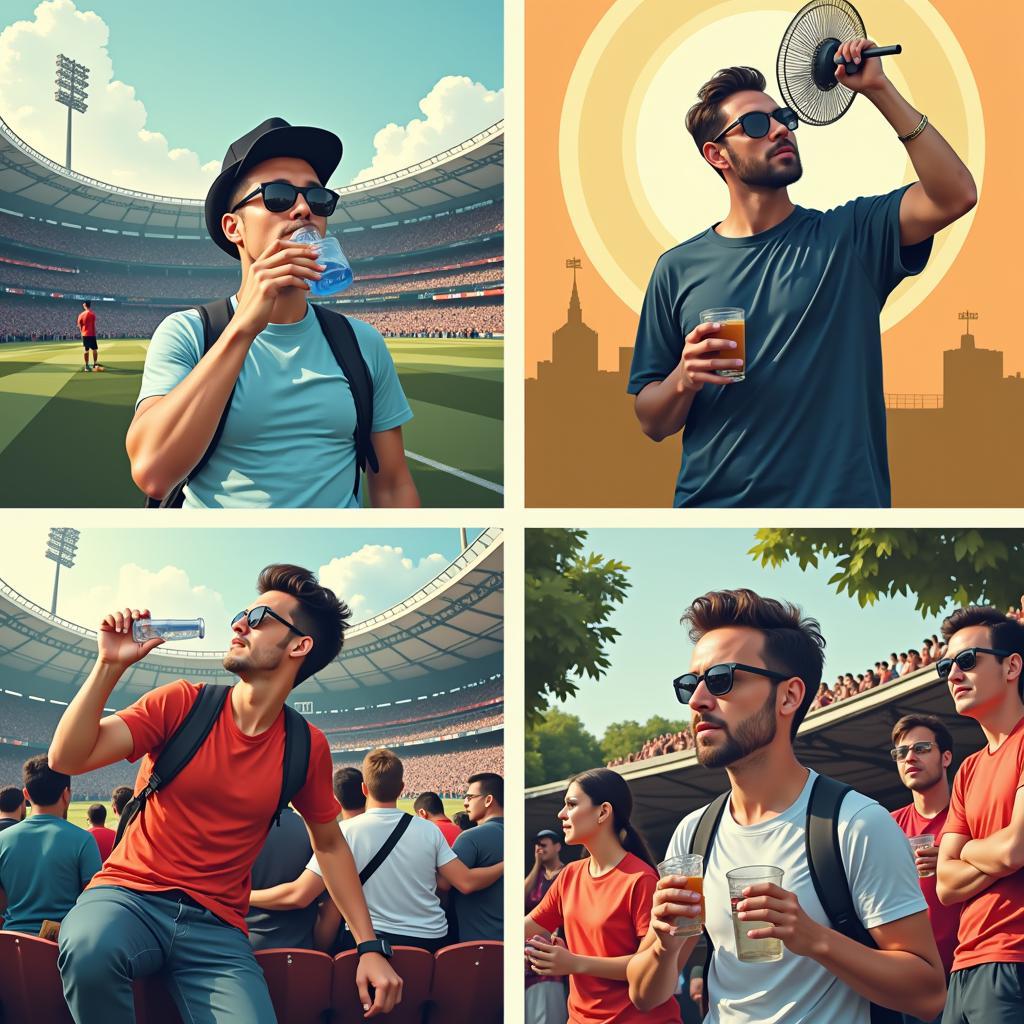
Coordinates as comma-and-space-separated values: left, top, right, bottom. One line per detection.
291, 227, 353, 296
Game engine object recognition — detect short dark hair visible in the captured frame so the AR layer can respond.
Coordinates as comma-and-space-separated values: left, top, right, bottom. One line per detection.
413, 791, 444, 816
452, 811, 473, 831
83, 300, 91, 309
257, 564, 351, 686
333, 766, 366, 811
682, 589, 825, 739
468, 771, 503, 808
22, 755, 69, 806
87, 803, 107, 826
363, 748, 404, 802
111, 786, 133, 815
0, 786, 24, 813
685, 66, 767, 181
941, 606, 1024, 698
892, 713, 954, 755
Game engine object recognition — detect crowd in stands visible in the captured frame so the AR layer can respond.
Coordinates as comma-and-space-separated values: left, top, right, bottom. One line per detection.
348, 265, 502, 298
320, 678, 503, 733
329, 710, 504, 752
389, 743, 503, 798
0, 202, 502, 267
370, 302, 503, 338
0, 297, 169, 341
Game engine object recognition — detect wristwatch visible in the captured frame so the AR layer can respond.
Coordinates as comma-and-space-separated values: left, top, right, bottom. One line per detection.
356, 938, 393, 959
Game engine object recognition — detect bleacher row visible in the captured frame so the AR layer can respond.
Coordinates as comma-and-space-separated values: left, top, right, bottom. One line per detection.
0, 933, 502, 1024
0, 205, 503, 267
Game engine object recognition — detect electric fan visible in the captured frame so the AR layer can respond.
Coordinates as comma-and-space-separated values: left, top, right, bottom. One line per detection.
777, 0, 902, 126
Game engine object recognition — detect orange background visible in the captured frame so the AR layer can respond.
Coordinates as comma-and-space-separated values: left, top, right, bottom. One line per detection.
525, 0, 1022, 393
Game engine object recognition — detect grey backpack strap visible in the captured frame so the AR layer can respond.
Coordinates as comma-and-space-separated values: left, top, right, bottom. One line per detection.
689, 791, 730, 1019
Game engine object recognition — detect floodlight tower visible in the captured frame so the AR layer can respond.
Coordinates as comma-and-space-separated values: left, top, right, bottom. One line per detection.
45, 527, 80, 616
54, 54, 90, 170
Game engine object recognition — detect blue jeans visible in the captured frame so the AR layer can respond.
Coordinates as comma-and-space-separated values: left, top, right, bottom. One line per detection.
58, 885, 278, 1024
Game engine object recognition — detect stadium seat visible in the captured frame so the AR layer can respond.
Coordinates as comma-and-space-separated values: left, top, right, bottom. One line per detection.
332, 946, 434, 1023
254, 948, 333, 1024
0, 931, 75, 1024
426, 941, 503, 1024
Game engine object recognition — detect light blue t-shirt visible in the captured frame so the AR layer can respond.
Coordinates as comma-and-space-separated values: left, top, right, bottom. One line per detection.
0, 815, 101, 934
137, 298, 413, 508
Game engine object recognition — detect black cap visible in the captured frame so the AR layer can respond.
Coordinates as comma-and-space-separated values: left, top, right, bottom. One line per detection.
204, 117, 343, 259
535, 829, 561, 842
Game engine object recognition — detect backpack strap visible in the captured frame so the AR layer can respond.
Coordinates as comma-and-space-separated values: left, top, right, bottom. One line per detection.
273, 705, 312, 829
113, 683, 230, 848
311, 305, 379, 498
358, 813, 414, 886
143, 296, 237, 508
805, 775, 902, 1024
688, 791, 730, 1020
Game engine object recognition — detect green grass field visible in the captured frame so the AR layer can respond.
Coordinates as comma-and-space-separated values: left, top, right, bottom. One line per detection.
0, 338, 502, 507
64, 798, 466, 831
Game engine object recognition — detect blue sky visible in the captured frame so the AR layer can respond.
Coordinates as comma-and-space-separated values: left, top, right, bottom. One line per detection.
555, 529, 962, 738
0, 0, 503, 195
2, 527, 485, 650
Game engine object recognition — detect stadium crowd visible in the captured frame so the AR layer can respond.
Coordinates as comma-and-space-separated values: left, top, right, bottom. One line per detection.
329, 710, 504, 752
370, 302, 503, 338
0, 202, 501, 267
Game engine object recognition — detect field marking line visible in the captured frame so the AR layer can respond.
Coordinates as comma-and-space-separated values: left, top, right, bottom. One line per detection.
404, 450, 504, 494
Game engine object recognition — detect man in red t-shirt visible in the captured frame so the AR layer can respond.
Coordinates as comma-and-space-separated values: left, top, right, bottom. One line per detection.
85, 803, 116, 863
413, 791, 461, 847
49, 563, 402, 1024
935, 606, 1024, 1023
76, 301, 101, 371
888, 713, 963, 1023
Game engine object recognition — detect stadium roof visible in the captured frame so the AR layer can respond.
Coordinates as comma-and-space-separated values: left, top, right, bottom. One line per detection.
525, 668, 987, 858
0, 114, 502, 235
0, 527, 502, 709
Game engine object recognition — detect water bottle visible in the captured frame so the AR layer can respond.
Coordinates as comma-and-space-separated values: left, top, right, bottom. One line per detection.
290, 226, 353, 296
132, 618, 205, 643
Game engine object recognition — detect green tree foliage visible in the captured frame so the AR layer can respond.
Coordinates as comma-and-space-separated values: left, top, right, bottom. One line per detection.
750, 528, 1024, 615
525, 529, 631, 724
601, 715, 689, 763
526, 708, 605, 788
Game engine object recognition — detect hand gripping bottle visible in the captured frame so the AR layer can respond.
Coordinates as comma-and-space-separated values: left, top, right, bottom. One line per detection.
132, 618, 205, 643
291, 226, 353, 296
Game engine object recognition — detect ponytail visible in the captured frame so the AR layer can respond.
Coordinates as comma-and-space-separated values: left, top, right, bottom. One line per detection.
571, 768, 655, 867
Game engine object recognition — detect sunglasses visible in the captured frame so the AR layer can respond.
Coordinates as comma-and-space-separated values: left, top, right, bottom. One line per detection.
231, 605, 306, 638
673, 663, 791, 704
229, 181, 339, 217
713, 107, 799, 143
935, 647, 1012, 680
890, 741, 936, 762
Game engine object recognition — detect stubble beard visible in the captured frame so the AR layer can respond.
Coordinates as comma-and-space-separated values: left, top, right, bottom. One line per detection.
726, 143, 804, 190
695, 690, 778, 769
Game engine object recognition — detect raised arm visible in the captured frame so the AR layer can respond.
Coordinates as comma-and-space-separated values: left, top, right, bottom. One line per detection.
834, 38, 976, 247
48, 608, 162, 775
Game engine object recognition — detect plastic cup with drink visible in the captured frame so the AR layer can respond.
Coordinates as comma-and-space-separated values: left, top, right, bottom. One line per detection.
656, 854, 704, 937
132, 618, 205, 643
699, 307, 746, 381
727, 865, 784, 963
908, 835, 936, 877
291, 226, 353, 296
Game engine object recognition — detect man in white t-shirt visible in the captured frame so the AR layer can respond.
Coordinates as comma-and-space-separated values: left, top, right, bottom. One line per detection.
626, 589, 946, 1024
248, 748, 503, 952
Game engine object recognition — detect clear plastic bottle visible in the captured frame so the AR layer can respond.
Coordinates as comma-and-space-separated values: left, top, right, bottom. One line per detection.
291, 226, 353, 296
132, 618, 205, 643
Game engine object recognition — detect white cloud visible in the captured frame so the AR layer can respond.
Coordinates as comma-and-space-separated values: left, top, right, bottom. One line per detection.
351, 75, 503, 183
59, 563, 230, 652
0, 0, 219, 197
317, 545, 448, 621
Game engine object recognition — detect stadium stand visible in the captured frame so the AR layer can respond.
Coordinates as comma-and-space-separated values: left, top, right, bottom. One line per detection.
0, 116, 503, 341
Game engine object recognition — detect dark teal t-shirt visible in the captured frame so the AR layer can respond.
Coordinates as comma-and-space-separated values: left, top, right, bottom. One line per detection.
628, 186, 932, 507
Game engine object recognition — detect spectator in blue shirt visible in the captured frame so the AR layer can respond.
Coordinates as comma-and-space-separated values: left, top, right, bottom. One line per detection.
0, 756, 100, 935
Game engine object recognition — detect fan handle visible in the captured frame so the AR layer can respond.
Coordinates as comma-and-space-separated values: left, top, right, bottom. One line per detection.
844, 44, 902, 75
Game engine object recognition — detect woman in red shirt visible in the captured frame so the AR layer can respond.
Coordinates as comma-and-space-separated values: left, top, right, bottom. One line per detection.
526, 768, 681, 1024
